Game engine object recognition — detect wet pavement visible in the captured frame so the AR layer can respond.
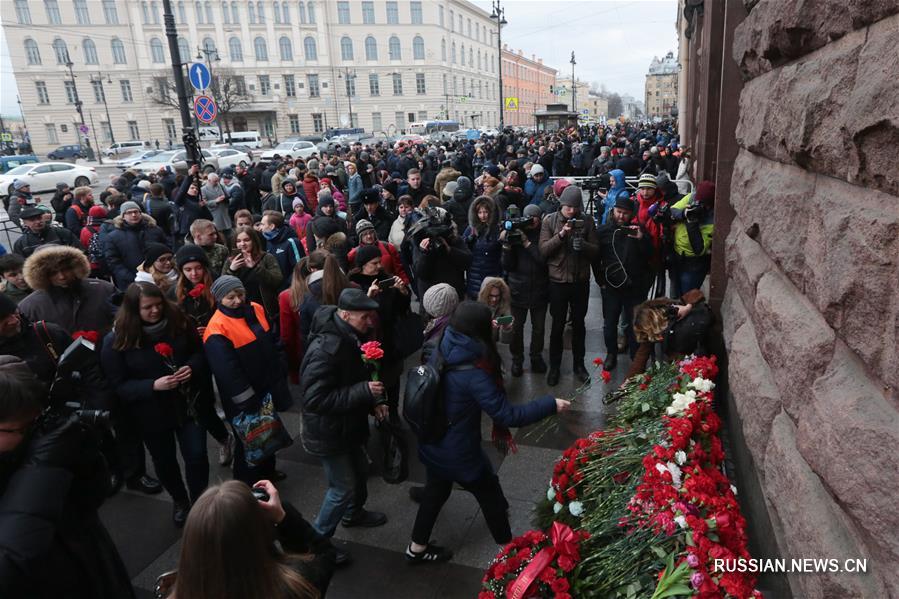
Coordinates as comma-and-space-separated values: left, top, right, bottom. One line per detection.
100, 285, 633, 598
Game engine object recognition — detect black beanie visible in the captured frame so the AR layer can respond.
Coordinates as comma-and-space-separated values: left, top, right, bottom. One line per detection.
354, 243, 381, 268
175, 243, 210, 270
0, 293, 17, 319
143, 242, 174, 269
448, 300, 492, 341
313, 216, 341, 239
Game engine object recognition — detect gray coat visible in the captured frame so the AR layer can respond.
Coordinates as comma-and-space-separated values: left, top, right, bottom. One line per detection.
201, 182, 232, 231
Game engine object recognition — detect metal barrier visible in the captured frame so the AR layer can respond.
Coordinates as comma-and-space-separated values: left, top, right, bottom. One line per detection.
0, 219, 20, 252
548, 176, 695, 217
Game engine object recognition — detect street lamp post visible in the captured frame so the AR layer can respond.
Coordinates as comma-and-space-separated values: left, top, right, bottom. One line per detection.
339, 67, 357, 128
90, 73, 116, 150
161, 0, 201, 165
490, 1, 507, 130
570, 51, 577, 113
64, 55, 96, 162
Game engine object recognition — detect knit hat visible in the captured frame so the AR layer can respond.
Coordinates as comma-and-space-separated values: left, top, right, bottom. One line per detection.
695, 181, 716, 206
175, 243, 210, 270
614, 195, 635, 212
559, 185, 583, 208
120, 201, 141, 214
422, 283, 459, 319
318, 194, 335, 209
312, 216, 341, 239
13, 179, 30, 190
552, 178, 571, 197
210, 275, 244, 302
637, 173, 657, 189
0, 293, 16, 319
523, 204, 543, 218
292, 198, 305, 210
530, 164, 544, 176
143, 242, 173, 269
442, 180, 458, 198
86, 205, 108, 226
356, 219, 375, 235
484, 165, 501, 179
354, 243, 381, 268
449, 300, 492, 338
137, 180, 151, 190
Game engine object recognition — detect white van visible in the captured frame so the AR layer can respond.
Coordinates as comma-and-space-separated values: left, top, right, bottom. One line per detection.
223, 131, 262, 149
103, 140, 151, 157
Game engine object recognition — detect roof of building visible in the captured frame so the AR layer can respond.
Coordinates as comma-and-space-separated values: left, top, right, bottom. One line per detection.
648, 51, 679, 75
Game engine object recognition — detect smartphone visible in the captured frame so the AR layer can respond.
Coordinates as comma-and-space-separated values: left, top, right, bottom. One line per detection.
495, 315, 514, 326
251, 487, 270, 502
627, 225, 641, 238
377, 278, 395, 290
230, 248, 241, 258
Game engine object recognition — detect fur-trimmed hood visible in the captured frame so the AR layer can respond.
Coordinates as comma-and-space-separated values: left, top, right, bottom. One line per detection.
477, 276, 511, 317
468, 195, 500, 232
112, 213, 159, 229
23, 245, 90, 291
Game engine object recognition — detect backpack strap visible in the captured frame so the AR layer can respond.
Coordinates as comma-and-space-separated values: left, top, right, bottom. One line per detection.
32, 320, 60, 362
287, 237, 301, 263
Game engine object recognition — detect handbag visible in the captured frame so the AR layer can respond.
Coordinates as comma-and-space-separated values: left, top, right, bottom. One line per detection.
377, 419, 409, 484
392, 309, 424, 360
230, 393, 293, 467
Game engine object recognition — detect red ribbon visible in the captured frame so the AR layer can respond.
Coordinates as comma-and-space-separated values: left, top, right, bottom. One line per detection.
506, 522, 578, 599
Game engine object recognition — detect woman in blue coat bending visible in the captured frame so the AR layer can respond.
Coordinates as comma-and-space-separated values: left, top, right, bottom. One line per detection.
405, 301, 569, 564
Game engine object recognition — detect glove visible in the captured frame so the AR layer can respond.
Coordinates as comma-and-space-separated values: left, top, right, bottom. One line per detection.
25, 413, 86, 470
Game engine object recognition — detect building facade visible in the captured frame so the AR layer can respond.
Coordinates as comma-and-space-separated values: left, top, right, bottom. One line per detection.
644, 50, 678, 119
552, 77, 590, 114
580, 94, 608, 122
499, 45, 556, 128
2, 0, 501, 154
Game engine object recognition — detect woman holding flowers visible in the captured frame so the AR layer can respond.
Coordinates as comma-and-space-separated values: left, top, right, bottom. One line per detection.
100, 281, 214, 528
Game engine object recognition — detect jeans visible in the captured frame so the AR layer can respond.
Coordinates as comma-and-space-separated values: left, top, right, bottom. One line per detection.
313, 445, 369, 538
510, 303, 547, 364
670, 254, 710, 298
411, 469, 511, 546
142, 419, 209, 504
601, 287, 642, 358
548, 281, 590, 369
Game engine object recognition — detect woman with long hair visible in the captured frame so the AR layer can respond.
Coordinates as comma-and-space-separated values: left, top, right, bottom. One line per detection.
297, 250, 353, 364
462, 195, 503, 299
278, 256, 311, 384
100, 282, 214, 527
223, 226, 283, 320
405, 301, 569, 563
172, 480, 334, 599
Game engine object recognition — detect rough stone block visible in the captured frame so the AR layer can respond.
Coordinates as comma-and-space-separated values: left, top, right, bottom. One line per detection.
764, 412, 888, 599
727, 321, 782, 467
797, 342, 899, 596
721, 283, 749, 351
732, 0, 899, 79
724, 214, 777, 311
753, 271, 835, 418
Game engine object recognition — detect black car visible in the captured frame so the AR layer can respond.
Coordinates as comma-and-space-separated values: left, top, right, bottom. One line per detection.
47, 144, 90, 160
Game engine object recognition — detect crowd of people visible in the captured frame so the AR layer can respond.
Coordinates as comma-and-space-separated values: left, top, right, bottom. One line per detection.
0, 120, 716, 597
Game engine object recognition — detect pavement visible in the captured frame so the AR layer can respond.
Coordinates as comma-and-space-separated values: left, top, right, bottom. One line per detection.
99, 285, 631, 599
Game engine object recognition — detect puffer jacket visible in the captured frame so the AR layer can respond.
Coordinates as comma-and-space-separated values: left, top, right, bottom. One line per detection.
538, 210, 599, 284
302, 173, 321, 213
418, 327, 555, 483
103, 214, 168, 290
264, 224, 305, 290
602, 169, 630, 224
501, 225, 549, 307
298, 306, 380, 456
462, 196, 503, 298
524, 176, 552, 207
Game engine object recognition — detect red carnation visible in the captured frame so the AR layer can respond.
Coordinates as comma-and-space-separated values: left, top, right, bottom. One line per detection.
557, 555, 576, 572
551, 578, 570, 593
72, 330, 99, 344
360, 340, 385, 361
600, 370, 612, 383
154, 342, 174, 358
188, 283, 206, 298
592, 356, 604, 366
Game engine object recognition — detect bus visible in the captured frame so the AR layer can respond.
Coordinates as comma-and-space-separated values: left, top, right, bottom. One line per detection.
408, 120, 461, 138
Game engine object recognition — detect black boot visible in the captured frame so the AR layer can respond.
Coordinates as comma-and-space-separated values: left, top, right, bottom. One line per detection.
547, 367, 560, 387
530, 355, 547, 373
127, 475, 163, 495
573, 363, 590, 384
604, 353, 618, 371
511, 360, 523, 377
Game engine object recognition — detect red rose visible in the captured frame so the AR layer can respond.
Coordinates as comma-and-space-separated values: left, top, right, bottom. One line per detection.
639, 383, 648, 390
551, 578, 570, 593
592, 357, 604, 366
72, 330, 99, 344
600, 370, 612, 383
154, 342, 174, 358
538, 566, 556, 584
188, 283, 206, 298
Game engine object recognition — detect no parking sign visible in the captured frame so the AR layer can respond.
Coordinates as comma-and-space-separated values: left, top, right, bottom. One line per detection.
194, 95, 218, 124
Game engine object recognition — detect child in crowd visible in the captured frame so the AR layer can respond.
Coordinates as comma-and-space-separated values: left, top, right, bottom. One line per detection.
290, 199, 312, 240
0, 254, 32, 304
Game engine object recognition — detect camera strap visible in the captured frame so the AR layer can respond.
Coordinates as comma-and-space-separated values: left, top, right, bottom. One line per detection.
33, 320, 60, 362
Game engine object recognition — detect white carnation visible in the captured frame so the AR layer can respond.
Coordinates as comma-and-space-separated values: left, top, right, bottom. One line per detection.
674, 515, 687, 529
568, 501, 584, 517
547, 486, 556, 501
675, 450, 687, 465
553, 501, 563, 514
689, 377, 716, 393
667, 462, 682, 488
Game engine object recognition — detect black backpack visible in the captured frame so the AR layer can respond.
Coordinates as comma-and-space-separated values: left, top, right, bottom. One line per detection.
403, 335, 474, 444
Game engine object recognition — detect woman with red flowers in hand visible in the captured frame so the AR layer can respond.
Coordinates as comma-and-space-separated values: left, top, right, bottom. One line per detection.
100, 282, 215, 527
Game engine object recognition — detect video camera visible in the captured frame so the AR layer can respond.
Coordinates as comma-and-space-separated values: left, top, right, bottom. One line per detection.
684, 201, 706, 223
38, 336, 111, 433
579, 177, 608, 193
408, 208, 454, 251
502, 206, 529, 245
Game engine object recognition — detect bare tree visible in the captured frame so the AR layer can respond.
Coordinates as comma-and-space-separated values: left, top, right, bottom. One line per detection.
150, 67, 250, 141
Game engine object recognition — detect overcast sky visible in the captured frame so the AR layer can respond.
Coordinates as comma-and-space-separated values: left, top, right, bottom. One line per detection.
1, 0, 678, 117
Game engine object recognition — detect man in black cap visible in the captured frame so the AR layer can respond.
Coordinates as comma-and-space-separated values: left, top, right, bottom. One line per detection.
299, 288, 390, 564
12, 207, 80, 258
538, 185, 599, 386
594, 196, 653, 370
352, 189, 392, 241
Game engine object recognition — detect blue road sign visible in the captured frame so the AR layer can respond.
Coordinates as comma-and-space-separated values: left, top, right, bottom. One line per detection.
189, 62, 211, 91
194, 95, 218, 124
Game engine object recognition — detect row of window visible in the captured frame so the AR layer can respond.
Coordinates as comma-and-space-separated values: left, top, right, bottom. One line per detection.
337, 1, 422, 25
34, 78, 134, 106
25, 38, 126, 66
14, 0, 118, 25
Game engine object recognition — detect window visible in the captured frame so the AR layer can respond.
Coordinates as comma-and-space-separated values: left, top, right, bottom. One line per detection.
231, 1, 238, 21
297, 1, 306, 23
233, 76, 246, 95
438, 6, 443, 27
307, 74, 319, 97
279, 37, 293, 61
304, 37, 317, 60
386, 1, 398, 24
222, 1, 230, 22
395, 111, 405, 130
35, 81, 50, 104
202, 37, 216, 55
307, 1, 315, 23
45, 124, 58, 145
289, 115, 300, 134
53, 39, 68, 64
120, 79, 133, 102
44, 0, 61, 24
413, 36, 424, 60
205, 1, 213, 22
196, 0, 205, 22
368, 73, 379, 95
155, 77, 169, 101
477, 50, 481, 70
178, 37, 190, 63
283, 74, 295, 96
91, 80, 106, 103
25, 39, 41, 65
15, 0, 31, 24
273, 1, 281, 23
163, 119, 176, 141
111, 39, 126, 64
247, 2, 255, 22
453, 76, 457, 94
337, 1, 350, 23
229, 37, 243, 61
362, 1, 374, 23
410, 1, 422, 24
371, 112, 381, 131
256, 1, 265, 22
449, 10, 454, 31
254, 37, 268, 61
340, 37, 353, 61
364, 36, 377, 60
441, 39, 446, 61
451, 42, 456, 64
388, 36, 401, 60
418, 110, 427, 121
467, 18, 471, 37
345, 76, 355, 97
259, 75, 270, 95
416, 73, 426, 95
312, 114, 323, 133
101, 121, 113, 142
74, 0, 90, 24
64, 81, 77, 104
392, 73, 402, 95
469, 47, 473, 67
128, 121, 140, 139
282, 3, 290, 22
458, 14, 462, 31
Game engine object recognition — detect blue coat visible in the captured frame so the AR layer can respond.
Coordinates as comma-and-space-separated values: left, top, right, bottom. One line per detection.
524, 176, 552, 206
602, 169, 630, 224
264, 224, 304, 290
419, 327, 556, 483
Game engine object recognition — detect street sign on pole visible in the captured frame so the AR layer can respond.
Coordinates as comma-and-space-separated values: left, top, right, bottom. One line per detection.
78, 124, 90, 134
188, 62, 212, 91
504, 97, 519, 111
194, 95, 218, 124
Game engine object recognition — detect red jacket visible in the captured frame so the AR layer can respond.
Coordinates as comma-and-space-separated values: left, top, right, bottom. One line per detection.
346, 241, 409, 284
633, 190, 667, 269
302, 173, 320, 214
278, 289, 301, 384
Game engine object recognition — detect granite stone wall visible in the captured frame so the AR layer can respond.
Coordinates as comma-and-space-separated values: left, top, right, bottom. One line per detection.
722, 2, 899, 597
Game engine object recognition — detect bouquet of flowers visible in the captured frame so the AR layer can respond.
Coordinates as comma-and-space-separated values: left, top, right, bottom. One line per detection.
360, 340, 384, 381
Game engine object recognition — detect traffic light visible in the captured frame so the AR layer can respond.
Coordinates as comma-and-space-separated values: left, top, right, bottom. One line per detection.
549, 85, 554, 94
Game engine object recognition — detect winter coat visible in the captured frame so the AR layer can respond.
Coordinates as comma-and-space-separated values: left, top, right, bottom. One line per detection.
347, 173, 364, 207
0, 317, 72, 382
524, 176, 552, 207
305, 211, 349, 256
142, 195, 175, 239
347, 240, 409, 284
348, 270, 411, 386
12, 225, 80, 259
594, 221, 653, 290
298, 305, 380, 456
203, 302, 291, 419
202, 243, 229, 281
19, 246, 117, 335
633, 190, 668, 269
602, 169, 630, 224
434, 167, 462, 198
264, 225, 305, 291
104, 214, 168, 290
462, 197, 503, 298
501, 225, 549, 307
201, 183, 232, 231
64, 201, 90, 237
443, 179, 475, 235
236, 170, 261, 211
7, 190, 36, 226
302, 174, 321, 213
278, 289, 302, 384
101, 327, 215, 435
224, 182, 246, 218
388, 215, 406, 249
352, 205, 393, 241
223, 252, 283, 318
412, 233, 471, 299
538, 211, 599, 284
173, 176, 211, 236
418, 327, 555, 483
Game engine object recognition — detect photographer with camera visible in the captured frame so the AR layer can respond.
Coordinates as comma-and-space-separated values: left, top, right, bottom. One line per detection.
411, 208, 472, 300
669, 181, 715, 297
539, 186, 599, 386
0, 356, 134, 599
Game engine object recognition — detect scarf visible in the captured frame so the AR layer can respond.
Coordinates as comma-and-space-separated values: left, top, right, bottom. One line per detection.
141, 318, 168, 339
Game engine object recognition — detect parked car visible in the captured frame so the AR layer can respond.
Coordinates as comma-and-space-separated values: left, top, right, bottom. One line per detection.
481, 128, 500, 138
47, 144, 89, 160
103, 140, 151, 157
115, 149, 163, 170
208, 147, 250, 170
316, 134, 367, 153
259, 141, 317, 162
0, 154, 40, 175
0, 162, 99, 198
284, 135, 324, 144
357, 133, 397, 148
131, 149, 218, 174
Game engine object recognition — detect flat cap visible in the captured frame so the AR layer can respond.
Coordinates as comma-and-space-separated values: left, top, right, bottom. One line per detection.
338, 287, 379, 311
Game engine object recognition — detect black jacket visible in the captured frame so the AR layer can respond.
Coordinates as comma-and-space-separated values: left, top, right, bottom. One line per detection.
103, 214, 168, 290
594, 222, 653, 290
12, 225, 80, 258
265, 225, 304, 290
353, 205, 393, 241
143, 195, 175, 239
501, 226, 549, 307
298, 306, 379, 456
173, 176, 212, 236
236, 170, 261, 212
412, 232, 471, 299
